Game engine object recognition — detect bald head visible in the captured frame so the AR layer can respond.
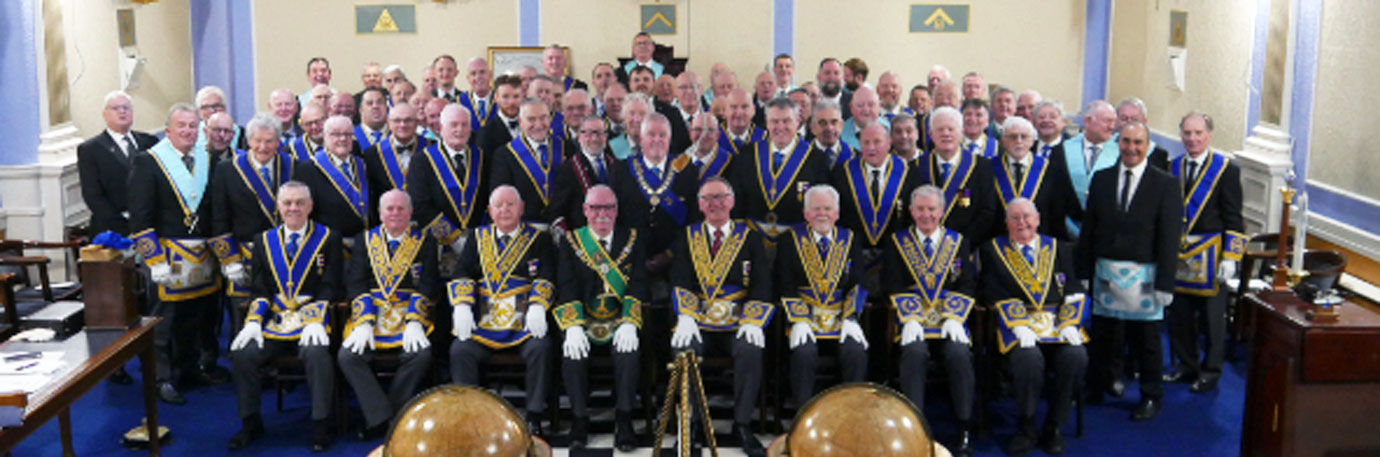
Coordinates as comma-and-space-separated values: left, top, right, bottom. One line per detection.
726, 88, 755, 134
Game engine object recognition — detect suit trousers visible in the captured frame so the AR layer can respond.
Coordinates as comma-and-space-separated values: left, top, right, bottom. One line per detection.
1167, 292, 1226, 379
150, 293, 218, 382
232, 339, 334, 420
899, 338, 975, 421
562, 343, 640, 417
450, 336, 552, 414
337, 346, 432, 428
1091, 316, 1163, 399
1009, 344, 1087, 426
681, 331, 762, 425
789, 338, 868, 409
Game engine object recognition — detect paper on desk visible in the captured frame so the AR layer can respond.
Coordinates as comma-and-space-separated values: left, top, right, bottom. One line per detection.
0, 351, 67, 375
1224, 278, 1271, 292
0, 374, 51, 393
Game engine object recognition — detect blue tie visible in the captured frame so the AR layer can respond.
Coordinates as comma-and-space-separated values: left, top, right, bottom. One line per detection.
1040, 144, 1052, 157
477, 99, 487, 119
593, 157, 607, 182
773, 151, 785, 173
388, 239, 400, 255
817, 237, 830, 259
259, 166, 272, 186
734, 138, 746, 152
341, 160, 355, 184
923, 237, 934, 257
287, 233, 301, 261
940, 163, 952, 183
1022, 245, 1035, 266
370, 131, 382, 144
649, 166, 662, 182
537, 144, 549, 165
965, 142, 977, 156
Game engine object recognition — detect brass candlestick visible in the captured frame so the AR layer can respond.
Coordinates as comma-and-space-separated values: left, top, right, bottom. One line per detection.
652, 352, 719, 457
1272, 186, 1296, 291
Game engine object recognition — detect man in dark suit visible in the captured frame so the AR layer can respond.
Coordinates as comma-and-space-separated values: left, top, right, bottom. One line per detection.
78, 91, 158, 235
776, 184, 868, 412
194, 86, 247, 155
558, 89, 595, 146
816, 58, 853, 120
553, 185, 646, 451
614, 32, 664, 85
1077, 121, 1183, 421
490, 98, 565, 227
719, 89, 767, 156
992, 117, 1076, 241
128, 103, 225, 405
362, 102, 430, 195
980, 198, 1088, 456
431, 55, 464, 102
297, 116, 375, 246
338, 190, 439, 440
914, 106, 999, 245
226, 182, 341, 452
476, 74, 525, 158
670, 112, 734, 186
729, 97, 830, 244
543, 44, 587, 92
661, 72, 702, 155
890, 113, 924, 165
449, 185, 557, 436
354, 87, 391, 154
832, 124, 918, 295
669, 177, 774, 456
408, 104, 490, 262
612, 113, 700, 276
1163, 111, 1245, 394
1031, 100, 1070, 158
1116, 98, 1171, 170
550, 115, 619, 235
750, 71, 777, 129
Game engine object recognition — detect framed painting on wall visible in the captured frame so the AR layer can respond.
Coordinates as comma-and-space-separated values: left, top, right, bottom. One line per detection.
488, 46, 570, 77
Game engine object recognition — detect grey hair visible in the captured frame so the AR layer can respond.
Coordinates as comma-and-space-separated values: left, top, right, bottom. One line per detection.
490, 184, 521, 205
699, 176, 735, 197
621, 92, 653, 118
439, 103, 472, 126
1006, 197, 1038, 217
583, 184, 617, 205
104, 90, 132, 106
1180, 110, 1215, 131
928, 106, 962, 131
246, 112, 283, 139
195, 86, 226, 108
929, 65, 951, 80
804, 184, 840, 208
379, 188, 412, 209
324, 115, 353, 132
1033, 100, 1065, 118
765, 96, 798, 121
641, 111, 671, 136
518, 98, 549, 118
166, 103, 197, 122
563, 88, 589, 101
1081, 100, 1114, 119
1000, 116, 1035, 137
812, 99, 841, 118
891, 113, 917, 129
279, 180, 312, 201
1019, 89, 1043, 101
910, 184, 946, 209
1117, 97, 1147, 119
1118, 120, 1149, 136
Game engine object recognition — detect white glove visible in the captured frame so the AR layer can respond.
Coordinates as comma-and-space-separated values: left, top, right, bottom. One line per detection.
900, 321, 924, 346
452, 304, 475, 341
736, 323, 766, 348
1059, 326, 1084, 346
612, 322, 639, 353
150, 263, 173, 285
563, 326, 590, 360
789, 321, 815, 349
402, 321, 430, 352
1012, 325, 1038, 348
1080, 279, 1090, 291
525, 305, 548, 338
670, 315, 702, 349
840, 319, 869, 350
299, 322, 329, 347
941, 319, 970, 345
342, 323, 376, 355
222, 262, 249, 286
1218, 260, 1238, 283
551, 221, 567, 246
231, 321, 264, 351
1155, 291, 1175, 307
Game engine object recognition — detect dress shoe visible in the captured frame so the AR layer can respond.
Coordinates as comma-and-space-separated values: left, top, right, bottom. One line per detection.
1040, 423, 1066, 455
199, 365, 232, 385
356, 421, 388, 441
311, 419, 333, 452
615, 411, 637, 452
1107, 379, 1126, 398
568, 417, 589, 449
1190, 376, 1220, 393
735, 423, 765, 457
525, 414, 544, 438
952, 421, 975, 457
228, 415, 264, 450
1006, 416, 1038, 456
1162, 367, 1195, 383
157, 382, 186, 405
109, 366, 133, 385
1131, 398, 1162, 421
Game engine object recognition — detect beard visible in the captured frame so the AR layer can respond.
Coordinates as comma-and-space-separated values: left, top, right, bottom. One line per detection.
820, 81, 842, 98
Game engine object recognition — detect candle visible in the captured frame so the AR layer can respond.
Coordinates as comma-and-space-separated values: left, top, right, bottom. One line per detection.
1293, 193, 1309, 272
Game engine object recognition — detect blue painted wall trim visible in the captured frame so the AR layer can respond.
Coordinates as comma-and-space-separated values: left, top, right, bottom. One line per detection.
519, 0, 540, 47
0, 0, 41, 166
773, 0, 794, 57
1245, 0, 1270, 137
229, 2, 255, 124
1081, 0, 1112, 108
1309, 186, 1380, 235
190, 0, 255, 124
1289, 0, 1320, 186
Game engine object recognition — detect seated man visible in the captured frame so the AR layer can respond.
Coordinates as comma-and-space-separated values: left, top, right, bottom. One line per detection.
882, 184, 978, 457
979, 198, 1088, 456
669, 177, 773, 456
449, 185, 557, 435
228, 181, 342, 451
553, 185, 646, 451
338, 189, 438, 440
776, 184, 868, 411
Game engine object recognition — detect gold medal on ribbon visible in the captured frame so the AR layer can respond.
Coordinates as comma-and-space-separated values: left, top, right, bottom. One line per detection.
650, 195, 660, 206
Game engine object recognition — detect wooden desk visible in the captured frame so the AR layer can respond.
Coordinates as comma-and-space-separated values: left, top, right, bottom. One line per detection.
1242, 292, 1380, 457
0, 317, 162, 456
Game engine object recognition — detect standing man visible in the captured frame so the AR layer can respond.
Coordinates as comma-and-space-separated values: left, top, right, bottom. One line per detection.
666, 72, 703, 154
981, 199, 1088, 456
550, 115, 619, 231
553, 185, 646, 451
458, 57, 495, 132
408, 104, 490, 270
882, 185, 978, 457
354, 87, 390, 153
1015, 90, 1043, 120
729, 97, 830, 243
1163, 111, 1244, 394
719, 89, 767, 155
612, 113, 700, 276
751, 72, 778, 129
202, 112, 240, 163
877, 71, 915, 123
269, 89, 302, 142
490, 98, 564, 227
1050, 100, 1119, 239
890, 113, 924, 165
298, 57, 333, 107
80, 91, 158, 235
773, 54, 796, 93
338, 190, 438, 439
916, 107, 998, 244
816, 58, 853, 120
609, 92, 652, 159
226, 181, 341, 452
194, 86, 245, 153
432, 55, 463, 102
833, 124, 917, 294
298, 116, 373, 246
992, 116, 1075, 241
1031, 100, 1068, 158
807, 101, 852, 168
590, 62, 617, 116
449, 185, 557, 435
840, 86, 886, 152
960, 99, 999, 160
282, 102, 326, 162
615, 32, 664, 84
670, 177, 773, 456
1077, 122, 1182, 421
476, 74, 525, 156
671, 112, 734, 185
543, 44, 586, 92
776, 184, 868, 411
990, 86, 1017, 128
129, 104, 225, 405
363, 103, 430, 193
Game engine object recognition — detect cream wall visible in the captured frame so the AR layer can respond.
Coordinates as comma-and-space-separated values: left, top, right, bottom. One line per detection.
1308, 0, 1380, 198
63, 0, 192, 136
1108, 0, 1255, 150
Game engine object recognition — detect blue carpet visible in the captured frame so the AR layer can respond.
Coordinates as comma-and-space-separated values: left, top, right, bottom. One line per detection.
11, 340, 1247, 457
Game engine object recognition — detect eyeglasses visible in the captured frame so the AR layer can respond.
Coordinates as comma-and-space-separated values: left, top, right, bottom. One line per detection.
208, 127, 235, 135
578, 129, 607, 136
698, 193, 733, 201
326, 131, 354, 138
584, 204, 617, 212
106, 105, 133, 113
199, 103, 226, 111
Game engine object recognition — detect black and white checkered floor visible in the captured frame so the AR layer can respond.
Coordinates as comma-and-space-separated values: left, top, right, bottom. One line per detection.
540, 418, 771, 457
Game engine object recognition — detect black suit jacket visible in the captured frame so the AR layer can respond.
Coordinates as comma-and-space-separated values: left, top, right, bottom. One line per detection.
913, 152, 999, 244
455, 226, 557, 316
1145, 145, 1171, 172
669, 222, 774, 308
829, 158, 921, 249
881, 229, 977, 298
556, 225, 649, 307
990, 153, 1078, 242
295, 157, 376, 239
406, 145, 491, 236
728, 139, 832, 226
549, 150, 619, 229
250, 225, 345, 303
659, 103, 694, 155
1178, 153, 1244, 236
612, 157, 702, 256
774, 227, 865, 302
489, 136, 566, 223
347, 229, 441, 303
978, 236, 1083, 307
1076, 165, 1184, 291
477, 113, 518, 159
128, 147, 221, 238
77, 130, 157, 235
362, 137, 431, 201
211, 154, 295, 243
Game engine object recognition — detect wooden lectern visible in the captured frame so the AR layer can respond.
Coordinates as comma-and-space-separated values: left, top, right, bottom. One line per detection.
79, 259, 140, 329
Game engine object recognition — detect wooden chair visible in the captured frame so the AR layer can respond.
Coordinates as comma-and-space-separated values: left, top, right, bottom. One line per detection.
1231, 232, 1293, 342
0, 273, 16, 339
0, 237, 86, 330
